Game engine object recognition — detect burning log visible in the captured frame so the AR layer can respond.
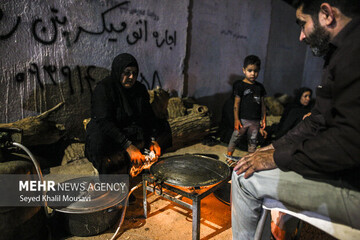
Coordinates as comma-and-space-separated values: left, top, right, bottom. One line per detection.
0, 102, 65, 146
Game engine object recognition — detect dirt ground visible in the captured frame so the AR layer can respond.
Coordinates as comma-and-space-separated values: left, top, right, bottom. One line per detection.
58, 142, 335, 240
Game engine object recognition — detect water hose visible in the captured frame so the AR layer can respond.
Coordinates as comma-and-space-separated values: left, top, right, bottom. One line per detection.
12, 142, 53, 217
109, 181, 143, 240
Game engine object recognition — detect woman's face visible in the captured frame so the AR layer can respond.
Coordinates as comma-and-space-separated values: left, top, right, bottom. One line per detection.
120, 66, 138, 88
300, 91, 311, 106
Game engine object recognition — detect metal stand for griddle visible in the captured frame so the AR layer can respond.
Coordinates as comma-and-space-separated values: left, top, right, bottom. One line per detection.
142, 174, 231, 240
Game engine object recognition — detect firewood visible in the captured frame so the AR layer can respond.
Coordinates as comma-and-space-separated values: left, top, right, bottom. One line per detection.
0, 102, 65, 146
168, 104, 212, 148
264, 97, 284, 116
167, 97, 186, 119
148, 88, 170, 119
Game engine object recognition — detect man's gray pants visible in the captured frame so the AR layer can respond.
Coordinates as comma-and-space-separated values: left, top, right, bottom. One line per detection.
231, 169, 360, 239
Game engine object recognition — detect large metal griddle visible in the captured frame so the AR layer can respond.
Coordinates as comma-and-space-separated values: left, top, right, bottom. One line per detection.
144, 154, 231, 240
150, 154, 230, 188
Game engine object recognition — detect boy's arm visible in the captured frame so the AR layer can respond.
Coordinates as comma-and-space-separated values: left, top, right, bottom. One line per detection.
234, 96, 242, 130
260, 97, 266, 129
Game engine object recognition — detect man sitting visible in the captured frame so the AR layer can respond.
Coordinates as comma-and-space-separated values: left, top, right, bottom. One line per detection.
231, 0, 360, 239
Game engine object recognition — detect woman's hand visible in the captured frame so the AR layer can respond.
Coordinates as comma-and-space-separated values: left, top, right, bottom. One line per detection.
150, 140, 161, 157
303, 112, 311, 120
126, 144, 145, 166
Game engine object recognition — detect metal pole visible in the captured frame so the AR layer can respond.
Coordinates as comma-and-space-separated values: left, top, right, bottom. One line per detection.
143, 175, 148, 218
192, 197, 201, 240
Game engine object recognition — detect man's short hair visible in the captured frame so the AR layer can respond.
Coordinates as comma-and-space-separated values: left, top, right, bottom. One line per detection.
244, 55, 261, 69
293, 0, 360, 18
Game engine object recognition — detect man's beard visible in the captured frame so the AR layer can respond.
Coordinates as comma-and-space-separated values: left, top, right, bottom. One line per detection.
305, 20, 331, 57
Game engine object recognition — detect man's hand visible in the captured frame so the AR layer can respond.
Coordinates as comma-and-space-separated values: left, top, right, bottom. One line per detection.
234, 119, 243, 130
126, 144, 145, 166
233, 148, 277, 178
150, 140, 161, 157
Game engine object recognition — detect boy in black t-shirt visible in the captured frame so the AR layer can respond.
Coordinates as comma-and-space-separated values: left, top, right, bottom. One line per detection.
226, 55, 267, 165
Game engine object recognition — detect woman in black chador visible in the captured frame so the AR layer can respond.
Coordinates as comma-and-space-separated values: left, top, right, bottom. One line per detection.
274, 87, 313, 139
85, 53, 171, 175
257, 87, 313, 147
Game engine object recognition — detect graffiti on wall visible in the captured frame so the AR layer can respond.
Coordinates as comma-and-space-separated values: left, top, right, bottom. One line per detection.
0, 8, 21, 40
15, 63, 97, 95
220, 29, 247, 40
0, 1, 176, 48
0, 1, 174, 94
13, 62, 162, 95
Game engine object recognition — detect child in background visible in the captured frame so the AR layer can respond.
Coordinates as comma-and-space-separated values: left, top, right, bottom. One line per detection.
226, 55, 266, 165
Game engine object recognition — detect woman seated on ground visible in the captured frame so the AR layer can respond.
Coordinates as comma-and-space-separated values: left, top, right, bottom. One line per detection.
85, 53, 171, 181
259, 87, 313, 147
274, 87, 313, 139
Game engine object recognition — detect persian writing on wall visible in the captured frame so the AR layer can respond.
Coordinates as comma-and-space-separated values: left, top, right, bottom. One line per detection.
0, 0, 188, 123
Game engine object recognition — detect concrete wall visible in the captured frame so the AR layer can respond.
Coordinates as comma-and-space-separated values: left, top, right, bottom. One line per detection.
0, 0, 188, 138
263, 0, 324, 97
0, 0, 324, 139
187, 0, 272, 121
263, 0, 307, 96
